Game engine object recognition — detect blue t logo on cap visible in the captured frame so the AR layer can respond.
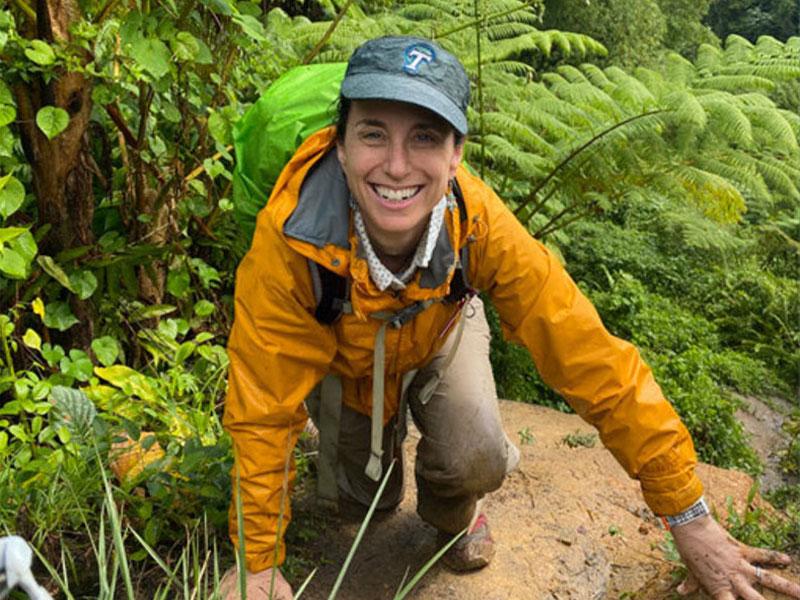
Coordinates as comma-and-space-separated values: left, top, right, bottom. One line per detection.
403, 43, 436, 75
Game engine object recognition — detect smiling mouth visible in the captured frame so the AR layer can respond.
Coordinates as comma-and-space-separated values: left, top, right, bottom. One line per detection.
372, 184, 422, 202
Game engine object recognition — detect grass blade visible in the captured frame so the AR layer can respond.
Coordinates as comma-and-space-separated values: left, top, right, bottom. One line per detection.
392, 529, 466, 599
293, 567, 317, 599
327, 459, 396, 600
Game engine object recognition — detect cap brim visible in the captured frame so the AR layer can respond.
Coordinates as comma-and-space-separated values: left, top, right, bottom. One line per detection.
341, 73, 468, 135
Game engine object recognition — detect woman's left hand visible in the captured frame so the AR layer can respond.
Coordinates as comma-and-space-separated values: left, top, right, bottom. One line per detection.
671, 514, 800, 599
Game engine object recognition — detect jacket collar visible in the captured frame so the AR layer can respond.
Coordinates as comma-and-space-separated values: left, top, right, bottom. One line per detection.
281, 137, 458, 293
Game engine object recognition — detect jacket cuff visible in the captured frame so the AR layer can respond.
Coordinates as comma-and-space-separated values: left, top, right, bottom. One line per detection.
247, 545, 286, 573
640, 468, 704, 516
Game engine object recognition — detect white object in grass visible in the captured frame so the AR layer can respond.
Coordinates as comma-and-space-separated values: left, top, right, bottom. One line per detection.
0, 536, 53, 600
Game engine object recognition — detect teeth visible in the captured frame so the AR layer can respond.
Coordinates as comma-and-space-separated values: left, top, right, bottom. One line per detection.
374, 185, 419, 201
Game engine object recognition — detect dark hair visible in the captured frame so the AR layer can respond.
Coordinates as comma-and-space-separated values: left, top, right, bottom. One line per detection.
335, 95, 465, 146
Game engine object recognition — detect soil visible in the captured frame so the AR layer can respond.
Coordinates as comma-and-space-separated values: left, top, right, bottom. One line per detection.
292, 400, 800, 600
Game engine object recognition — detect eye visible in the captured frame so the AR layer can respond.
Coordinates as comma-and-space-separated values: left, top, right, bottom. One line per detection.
359, 129, 385, 143
413, 130, 441, 145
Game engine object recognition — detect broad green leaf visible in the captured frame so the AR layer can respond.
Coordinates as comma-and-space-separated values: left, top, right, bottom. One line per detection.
0, 82, 11, 106
193, 299, 215, 317
91, 336, 119, 367
22, 328, 41, 351
69, 270, 98, 299
207, 111, 231, 146
194, 39, 213, 65
41, 343, 65, 365
129, 304, 176, 322
94, 364, 137, 386
0, 174, 24, 218
37, 255, 73, 290
0, 247, 25, 278
13, 230, 36, 263
0, 226, 26, 244
172, 31, 199, 62
175, 341, 195, 364
43, 301, 79, 331
60, 350, 94, 382
25, 40, 55, 65
157, 318, 178, 340
36, 106, 69, 140
94, 365, 157, 402
232, 14, 266, 41
131, 38, 171, 79
0, 105, 15, 128
0, 431, 7, 452
166, 266, 190, 298
201, 0, 234, 16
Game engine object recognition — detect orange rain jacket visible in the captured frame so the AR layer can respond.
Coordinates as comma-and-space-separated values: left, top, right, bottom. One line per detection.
223, 127, 704, 572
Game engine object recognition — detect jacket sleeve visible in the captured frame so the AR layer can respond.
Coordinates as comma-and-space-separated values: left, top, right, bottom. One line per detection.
223, 215, 336, 571
469, 185, 703, 516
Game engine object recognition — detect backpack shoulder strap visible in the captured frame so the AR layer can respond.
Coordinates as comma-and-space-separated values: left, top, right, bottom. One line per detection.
445, 178, 474, 304
310, 260, 350, 325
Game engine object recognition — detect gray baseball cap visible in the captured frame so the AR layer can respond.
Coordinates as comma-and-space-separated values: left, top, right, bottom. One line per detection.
341, 36, 470, 135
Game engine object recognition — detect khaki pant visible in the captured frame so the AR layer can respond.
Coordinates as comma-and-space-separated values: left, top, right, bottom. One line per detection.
306, 296, 519, 534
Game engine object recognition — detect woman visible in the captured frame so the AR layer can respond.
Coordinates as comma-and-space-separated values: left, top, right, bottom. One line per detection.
221, 36, 799, 600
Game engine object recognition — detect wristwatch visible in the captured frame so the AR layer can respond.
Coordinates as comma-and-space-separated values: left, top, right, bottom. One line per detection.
661, 496, 710, 530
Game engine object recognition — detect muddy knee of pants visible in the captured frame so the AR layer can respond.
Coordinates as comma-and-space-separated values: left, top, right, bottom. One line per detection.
409, 296, 517, 534
415, 430, 509, 533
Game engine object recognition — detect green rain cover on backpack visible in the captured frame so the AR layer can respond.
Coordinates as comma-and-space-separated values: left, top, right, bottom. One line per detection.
232, 62, 347, 238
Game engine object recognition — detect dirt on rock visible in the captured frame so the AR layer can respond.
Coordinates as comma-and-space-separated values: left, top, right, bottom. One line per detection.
293, 400, 800, 600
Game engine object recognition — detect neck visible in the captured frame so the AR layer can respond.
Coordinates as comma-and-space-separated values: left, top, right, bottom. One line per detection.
364, 219, 428, 270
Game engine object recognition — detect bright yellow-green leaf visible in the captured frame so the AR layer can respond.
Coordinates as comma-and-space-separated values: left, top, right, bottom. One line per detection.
32, 297, 45, 318
94, 365, 157, 403
22, 328, 41, 351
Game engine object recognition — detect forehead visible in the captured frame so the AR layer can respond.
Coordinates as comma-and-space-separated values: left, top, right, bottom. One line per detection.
349, 99, 452, 131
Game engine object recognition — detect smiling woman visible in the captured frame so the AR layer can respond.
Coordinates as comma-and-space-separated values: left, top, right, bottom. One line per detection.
221, 35, 800, 600
336, 100, 464, 270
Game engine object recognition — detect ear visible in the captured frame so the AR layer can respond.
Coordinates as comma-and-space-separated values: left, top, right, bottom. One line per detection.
448, 139, 465, 179
336, 138, 346, 166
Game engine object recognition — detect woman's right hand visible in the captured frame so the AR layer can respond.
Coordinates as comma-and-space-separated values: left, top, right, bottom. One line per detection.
219, 566, 294, 600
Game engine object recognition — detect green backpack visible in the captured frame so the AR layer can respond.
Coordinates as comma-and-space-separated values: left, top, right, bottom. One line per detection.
232, 62, 347, 239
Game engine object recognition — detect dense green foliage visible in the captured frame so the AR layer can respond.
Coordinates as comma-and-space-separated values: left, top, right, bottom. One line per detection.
0, 0, 798, 595
706, 0, 800, 43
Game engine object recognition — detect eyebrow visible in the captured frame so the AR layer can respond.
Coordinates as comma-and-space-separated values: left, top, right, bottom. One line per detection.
354, 118, 447, 132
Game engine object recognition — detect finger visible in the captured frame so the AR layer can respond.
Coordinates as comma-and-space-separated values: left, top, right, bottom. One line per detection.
677, 571, 700, 596
760, 570, 800, 598
742, 545, 792, 566
732, 573, 766, 600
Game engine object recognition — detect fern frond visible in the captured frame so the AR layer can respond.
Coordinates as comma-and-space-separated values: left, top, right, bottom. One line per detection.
694, 75, 775, 93
664, 53, 697, 87
695, 153, 770, 203
697, 96, 753, 146
666, 90, 707, 131
695, 43, 723, 74
485, 21, 538, 42
661, 207, 745, 251
745, 107, 800, 153
754, 156, 800, 200
484, 133, 553, 178
482, 60, 536, 77
483, 111, 557, 157
581, 64, 612, 89
399, 0, 459, 19
673, 165, 747, 223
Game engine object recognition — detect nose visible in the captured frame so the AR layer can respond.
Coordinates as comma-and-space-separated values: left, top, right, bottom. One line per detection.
384, 139, 411, 180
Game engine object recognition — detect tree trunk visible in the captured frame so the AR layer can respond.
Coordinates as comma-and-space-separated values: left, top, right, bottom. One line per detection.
13, 0, 95, 346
